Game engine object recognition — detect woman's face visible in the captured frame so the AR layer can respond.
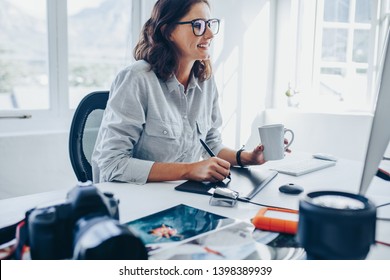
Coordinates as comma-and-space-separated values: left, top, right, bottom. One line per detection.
169, 2, 214, 65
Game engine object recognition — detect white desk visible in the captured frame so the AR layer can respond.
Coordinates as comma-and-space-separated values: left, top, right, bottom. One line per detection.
1, 154, 389, 259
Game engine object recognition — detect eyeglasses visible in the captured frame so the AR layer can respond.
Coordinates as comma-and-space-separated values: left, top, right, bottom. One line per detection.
176, 18, 220, 36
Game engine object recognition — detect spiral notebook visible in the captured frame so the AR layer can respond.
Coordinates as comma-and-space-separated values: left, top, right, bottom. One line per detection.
175, 167, 278, 200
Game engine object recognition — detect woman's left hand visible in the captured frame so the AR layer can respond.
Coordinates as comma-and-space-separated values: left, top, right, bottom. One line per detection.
245, 138, 292, 166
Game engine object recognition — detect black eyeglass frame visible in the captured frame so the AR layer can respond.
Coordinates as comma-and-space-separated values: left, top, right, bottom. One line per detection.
176, 18, 220, 36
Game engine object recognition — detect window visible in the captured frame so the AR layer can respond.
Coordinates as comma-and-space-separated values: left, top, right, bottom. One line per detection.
279, 0, 389, 112
0, 0, 152, 131
67, 0, 134, 108
314, 0, 374, 111
0, 0, 49, 110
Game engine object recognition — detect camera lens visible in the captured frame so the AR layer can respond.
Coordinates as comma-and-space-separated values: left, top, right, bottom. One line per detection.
73, 216, 148, 260
311, 195, 365, 210
297, 191, 376, 260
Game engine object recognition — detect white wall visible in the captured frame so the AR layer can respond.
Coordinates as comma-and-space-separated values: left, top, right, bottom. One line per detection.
245, 109, 373, 162
0, 131, 76, 199
213, 0, 274, 148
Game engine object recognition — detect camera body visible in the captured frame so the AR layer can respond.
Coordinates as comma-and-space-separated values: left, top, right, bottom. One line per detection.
27, 182, 147, 260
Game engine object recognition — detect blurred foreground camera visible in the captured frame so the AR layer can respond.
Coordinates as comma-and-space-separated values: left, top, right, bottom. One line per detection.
26, 182, 147, 260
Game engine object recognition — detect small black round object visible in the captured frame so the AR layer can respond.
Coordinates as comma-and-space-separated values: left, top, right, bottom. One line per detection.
279, 183, 304, 195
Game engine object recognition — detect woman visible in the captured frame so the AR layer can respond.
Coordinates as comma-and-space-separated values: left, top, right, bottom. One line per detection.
92, 0, 266, 184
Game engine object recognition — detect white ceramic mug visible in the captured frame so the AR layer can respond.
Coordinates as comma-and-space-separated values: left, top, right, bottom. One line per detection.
258, 124, 294, 161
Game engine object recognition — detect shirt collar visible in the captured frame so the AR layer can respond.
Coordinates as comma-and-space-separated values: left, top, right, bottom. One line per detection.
187, 72, 202, 92
164, 72, 202, 94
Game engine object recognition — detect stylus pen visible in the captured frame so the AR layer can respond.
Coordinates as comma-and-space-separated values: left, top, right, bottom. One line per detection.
199, 139, 231, 180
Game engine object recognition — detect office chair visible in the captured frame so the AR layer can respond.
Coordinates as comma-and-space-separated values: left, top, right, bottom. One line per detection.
69, 91, 109, 182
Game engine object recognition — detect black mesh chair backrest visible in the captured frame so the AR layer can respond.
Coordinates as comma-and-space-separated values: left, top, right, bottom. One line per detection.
69, 91, 109, 182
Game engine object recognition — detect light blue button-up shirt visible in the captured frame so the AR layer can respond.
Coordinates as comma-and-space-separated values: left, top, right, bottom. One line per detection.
92, 60, 225, 184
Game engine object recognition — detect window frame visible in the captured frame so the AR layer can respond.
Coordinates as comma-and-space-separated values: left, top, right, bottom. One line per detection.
312, 0, 378, 108
0, 0, 149, 134
273, 0, 388, 113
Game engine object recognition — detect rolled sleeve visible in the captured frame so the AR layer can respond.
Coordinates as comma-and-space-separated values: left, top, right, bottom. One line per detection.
100, 157, 155, 184
92, 62, 154, 184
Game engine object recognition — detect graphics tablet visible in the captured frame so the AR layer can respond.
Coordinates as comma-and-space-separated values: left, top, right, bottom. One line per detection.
175, 167, 278, 200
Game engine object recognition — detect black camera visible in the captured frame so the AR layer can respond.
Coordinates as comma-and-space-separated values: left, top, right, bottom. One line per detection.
26, 182, 147, 260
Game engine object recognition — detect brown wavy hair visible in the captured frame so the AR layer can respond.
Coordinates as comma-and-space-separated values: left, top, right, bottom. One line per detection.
133, 0, 212, 82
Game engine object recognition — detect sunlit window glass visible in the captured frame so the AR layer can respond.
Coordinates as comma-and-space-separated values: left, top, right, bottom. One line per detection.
324, 0, 350, 22
67, 0, 133, 109
315, 0, 373, 111
321, 28, 348, 62
355, 0, 371, 23
0, 0, 49, 110
353, 29, 369, 63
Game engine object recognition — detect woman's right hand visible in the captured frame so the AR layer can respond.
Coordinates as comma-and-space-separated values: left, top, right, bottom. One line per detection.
186, 157, 231, 182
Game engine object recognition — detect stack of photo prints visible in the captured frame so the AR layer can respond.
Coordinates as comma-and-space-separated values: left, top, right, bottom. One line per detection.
125, 204, 306, 260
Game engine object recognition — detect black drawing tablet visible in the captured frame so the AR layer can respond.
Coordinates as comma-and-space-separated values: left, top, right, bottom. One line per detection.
175, 167, 278, 200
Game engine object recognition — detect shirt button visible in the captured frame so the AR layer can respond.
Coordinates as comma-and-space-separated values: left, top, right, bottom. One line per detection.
183, 115, 187, 119
163, 130, 168, 135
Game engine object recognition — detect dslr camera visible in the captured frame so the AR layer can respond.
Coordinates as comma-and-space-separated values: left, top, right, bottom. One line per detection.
26, 182, 147, 260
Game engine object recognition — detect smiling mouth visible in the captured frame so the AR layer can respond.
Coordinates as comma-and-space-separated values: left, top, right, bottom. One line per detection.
197, 43, 209, 49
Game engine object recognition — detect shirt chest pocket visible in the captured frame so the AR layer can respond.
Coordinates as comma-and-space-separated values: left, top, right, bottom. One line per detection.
139, 119, 182, 161
145, 119, 181, 140
196, 120, 208, 138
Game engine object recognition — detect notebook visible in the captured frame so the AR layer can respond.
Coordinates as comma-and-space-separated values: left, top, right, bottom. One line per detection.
175, 166, 278, 200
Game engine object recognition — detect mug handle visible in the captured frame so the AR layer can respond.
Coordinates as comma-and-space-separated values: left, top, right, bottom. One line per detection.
284, 129, 294, 150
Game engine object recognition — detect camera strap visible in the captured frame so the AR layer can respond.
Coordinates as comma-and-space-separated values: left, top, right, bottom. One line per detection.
377, 168, 390, 181
0, 220, 21, 245
0, 218, 30, 260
